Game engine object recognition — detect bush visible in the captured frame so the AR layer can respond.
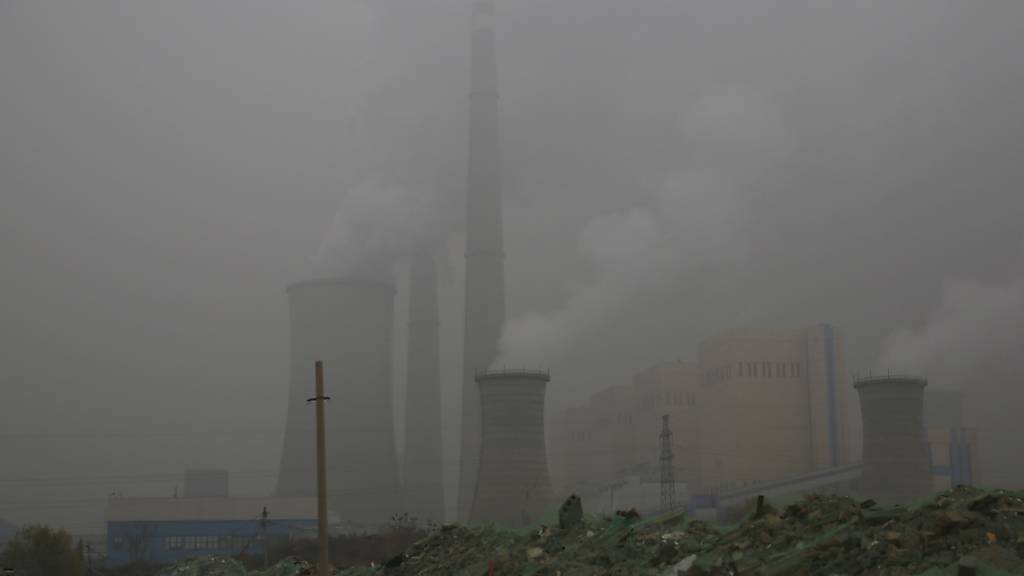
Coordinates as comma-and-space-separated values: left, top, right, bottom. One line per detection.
0, 525, 85, 576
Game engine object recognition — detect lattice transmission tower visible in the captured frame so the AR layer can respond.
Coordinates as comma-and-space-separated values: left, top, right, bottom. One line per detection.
659, 414, 675, 511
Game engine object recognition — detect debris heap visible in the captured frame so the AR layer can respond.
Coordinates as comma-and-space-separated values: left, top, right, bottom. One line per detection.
338, 486, 1024, 576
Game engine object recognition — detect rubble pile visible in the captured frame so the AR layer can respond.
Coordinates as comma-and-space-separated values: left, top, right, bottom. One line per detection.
339, 486, 1024, 575
157, 556, 314, 576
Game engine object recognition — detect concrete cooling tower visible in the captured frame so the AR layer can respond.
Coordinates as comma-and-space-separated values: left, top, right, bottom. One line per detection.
276, 278, 400, 527
470, 369, 553, 527
855, 375, 931, 505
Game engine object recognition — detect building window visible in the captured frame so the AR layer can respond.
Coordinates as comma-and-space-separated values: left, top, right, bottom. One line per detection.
737, 362, 743, 377
779, 363, 786, 378
765, 362, 772, 378
750, 362, 757, 378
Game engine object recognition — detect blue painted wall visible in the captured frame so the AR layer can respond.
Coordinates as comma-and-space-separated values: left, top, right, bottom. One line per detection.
106, 518, 316, 567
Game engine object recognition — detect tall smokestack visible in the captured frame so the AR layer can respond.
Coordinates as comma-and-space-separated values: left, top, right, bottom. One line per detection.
403, 251, 445, 523
458, 0, 507, 521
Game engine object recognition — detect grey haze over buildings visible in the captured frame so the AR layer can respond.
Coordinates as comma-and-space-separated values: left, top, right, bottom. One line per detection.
1, 0, 1023, 532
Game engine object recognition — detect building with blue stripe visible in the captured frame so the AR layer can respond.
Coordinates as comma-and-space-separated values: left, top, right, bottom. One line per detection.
105, 497, 321, 567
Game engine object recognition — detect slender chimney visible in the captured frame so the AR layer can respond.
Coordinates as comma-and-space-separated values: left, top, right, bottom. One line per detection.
403, 251, 445, 523
458, 0, 507, 521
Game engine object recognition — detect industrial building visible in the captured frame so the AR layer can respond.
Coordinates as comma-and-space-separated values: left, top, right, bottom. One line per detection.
924, 388, 979, 491
696, 325, 850, 492
549, 324, 852, 510
106, 471, 324, 567
276, 278, 401, 527
105, 497, 321, 567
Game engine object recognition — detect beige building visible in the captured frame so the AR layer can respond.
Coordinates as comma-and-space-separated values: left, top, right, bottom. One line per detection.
696, 325, 850, 492
632, 361, 700, 486
548, 324, 852, 507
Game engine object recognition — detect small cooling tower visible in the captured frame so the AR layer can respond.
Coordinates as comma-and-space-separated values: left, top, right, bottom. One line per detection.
470, 369, 553, 527
276, 278, 400, 526
855, 375, 931, 504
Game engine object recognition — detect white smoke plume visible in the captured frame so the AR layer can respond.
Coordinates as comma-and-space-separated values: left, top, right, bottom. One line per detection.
312, 176, 451, 282
879, 249, 1024, 382
878, 244, 1024, 485
495, 168, 750, 368
494, 85, 781, 368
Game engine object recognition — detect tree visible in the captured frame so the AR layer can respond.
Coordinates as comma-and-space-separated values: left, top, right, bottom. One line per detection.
0, 525, 85, 576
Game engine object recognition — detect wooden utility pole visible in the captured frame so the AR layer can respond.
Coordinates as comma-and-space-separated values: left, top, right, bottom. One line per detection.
308, 361, 331, 575
261, 506, 269, 569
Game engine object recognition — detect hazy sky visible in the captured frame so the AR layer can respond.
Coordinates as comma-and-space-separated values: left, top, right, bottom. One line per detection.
2, 0, 1023, 532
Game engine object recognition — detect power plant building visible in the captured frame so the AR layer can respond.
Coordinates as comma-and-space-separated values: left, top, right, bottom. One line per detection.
470, 370, 553, 527
632, 361, 701, 488
696, 325, 850, 492
548, 324, 852, 511
923, 388, 979, 491
276, 278, 401, 527
548, 361, 700, 507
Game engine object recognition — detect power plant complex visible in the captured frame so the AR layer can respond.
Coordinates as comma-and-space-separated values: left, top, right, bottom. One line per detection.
275, 0, 521, 528
272, 0, 982, 531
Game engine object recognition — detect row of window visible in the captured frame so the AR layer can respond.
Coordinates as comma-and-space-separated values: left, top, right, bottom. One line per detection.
164, 535, 254, 551
705, 361, 802, 384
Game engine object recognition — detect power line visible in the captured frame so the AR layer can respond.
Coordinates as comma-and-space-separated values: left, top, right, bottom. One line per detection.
0, 470, 277, 487
0, 428, 282, 440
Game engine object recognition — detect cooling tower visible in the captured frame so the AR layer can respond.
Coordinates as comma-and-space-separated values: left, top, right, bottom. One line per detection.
402, 252, 445, 523
276, 278, 400, 526
855, 375, 931, 504
470, 370, 553, 527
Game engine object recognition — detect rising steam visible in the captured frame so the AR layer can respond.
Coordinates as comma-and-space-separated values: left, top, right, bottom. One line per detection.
494, 85, 783, 368
879, 244, 1024, 484
312, 176, 451, 282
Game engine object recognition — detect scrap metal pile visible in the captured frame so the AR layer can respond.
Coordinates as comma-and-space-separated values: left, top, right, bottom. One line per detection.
339, 486, 1024, 576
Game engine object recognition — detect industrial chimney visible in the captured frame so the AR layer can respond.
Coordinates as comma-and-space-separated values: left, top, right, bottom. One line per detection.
855, 375, 931, 505
277, 278, 401, 526
459, 0, 508, 521
402, 252, 445, 523
470, 369, 553, 527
